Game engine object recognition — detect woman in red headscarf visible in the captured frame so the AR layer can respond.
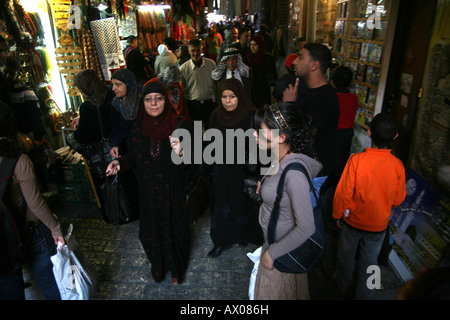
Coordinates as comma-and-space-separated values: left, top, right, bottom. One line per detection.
247, 34, 277, 109
106, 81, 192, 285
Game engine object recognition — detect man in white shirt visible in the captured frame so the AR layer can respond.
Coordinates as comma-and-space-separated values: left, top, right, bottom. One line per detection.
180, 39, 216, 129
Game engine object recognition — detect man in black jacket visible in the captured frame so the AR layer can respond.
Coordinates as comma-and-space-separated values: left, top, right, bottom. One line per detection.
284, 43, 340, 176
123, 36, 148, 84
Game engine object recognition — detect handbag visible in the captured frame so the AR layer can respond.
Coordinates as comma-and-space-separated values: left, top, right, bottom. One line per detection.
100, 172, 139, 225
82, 106, 113, 180
183, 167, 210, 224
83, 138, 113, 180
268, 162, 327, 273
174, 116, 210, 223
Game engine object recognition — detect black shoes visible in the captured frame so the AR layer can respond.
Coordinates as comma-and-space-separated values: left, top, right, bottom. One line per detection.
207, 245, 231, 258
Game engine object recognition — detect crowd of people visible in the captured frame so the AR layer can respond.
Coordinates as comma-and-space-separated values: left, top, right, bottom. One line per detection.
3, 22, 447, 301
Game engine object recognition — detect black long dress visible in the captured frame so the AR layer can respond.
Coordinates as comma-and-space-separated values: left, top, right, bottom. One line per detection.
209, 110, 263, 247
248, 54, 277, 109
119, 118, 192, 283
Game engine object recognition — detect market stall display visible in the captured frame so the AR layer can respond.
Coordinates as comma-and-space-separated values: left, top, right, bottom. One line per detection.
55, 33, 83, 97
77, 27, 103, 80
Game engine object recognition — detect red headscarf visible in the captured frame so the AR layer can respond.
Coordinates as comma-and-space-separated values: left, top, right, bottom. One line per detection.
247, 34, 267, 67
139, 80, 178, 140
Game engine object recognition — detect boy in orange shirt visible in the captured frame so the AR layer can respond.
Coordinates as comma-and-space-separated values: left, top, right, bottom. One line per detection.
332, 112, 406, 299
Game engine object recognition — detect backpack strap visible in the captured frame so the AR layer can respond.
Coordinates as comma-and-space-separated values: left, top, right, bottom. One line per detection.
267, 162, 316, 245
0, 155, 21, 200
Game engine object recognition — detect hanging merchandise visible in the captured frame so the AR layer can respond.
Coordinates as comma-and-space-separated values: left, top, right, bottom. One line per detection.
116, 0, 125, 19
169, 0, 205, 21
76, 27, 103, 80
27, 12, 45, 47
137, 6, 168, 53
89, 17, 125, 81
0, 0, 34, 50
17, 49, 48, 86
55, 33, 83, 97
48, 0, 72, 31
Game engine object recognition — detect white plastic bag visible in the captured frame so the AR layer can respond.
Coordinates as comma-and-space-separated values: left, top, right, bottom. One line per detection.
51, 224, 97, 300
247, 246, 262, 300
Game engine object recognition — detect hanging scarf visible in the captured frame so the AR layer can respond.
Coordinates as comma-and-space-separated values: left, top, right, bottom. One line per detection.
216, 78, 255, 128
211, 47, 250, 81
247, 34, 267, 67
139, 80, 178, 140
74, 69, 108, 107
111, 68, 141, 120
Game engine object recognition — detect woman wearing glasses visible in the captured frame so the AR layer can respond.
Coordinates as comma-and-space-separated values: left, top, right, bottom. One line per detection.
106, 81, 192, 285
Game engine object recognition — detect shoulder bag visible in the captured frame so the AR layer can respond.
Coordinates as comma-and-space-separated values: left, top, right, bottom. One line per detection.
267, 162, 327, 273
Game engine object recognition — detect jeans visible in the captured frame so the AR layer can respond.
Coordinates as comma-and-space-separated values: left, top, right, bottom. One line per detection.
28, 223, 61, 300
336, 223, 385, 300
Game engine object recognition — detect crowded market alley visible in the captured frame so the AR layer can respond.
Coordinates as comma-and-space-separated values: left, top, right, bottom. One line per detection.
1, 0, 449, 303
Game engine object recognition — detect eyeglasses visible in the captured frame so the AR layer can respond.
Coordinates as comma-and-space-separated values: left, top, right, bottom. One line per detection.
143, 96, 165, 103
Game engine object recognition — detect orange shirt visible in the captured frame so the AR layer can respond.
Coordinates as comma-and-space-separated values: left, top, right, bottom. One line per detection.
332, 148, 406, 232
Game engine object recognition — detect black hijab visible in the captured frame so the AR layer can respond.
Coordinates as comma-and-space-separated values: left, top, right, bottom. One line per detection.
216, 78, 255, 128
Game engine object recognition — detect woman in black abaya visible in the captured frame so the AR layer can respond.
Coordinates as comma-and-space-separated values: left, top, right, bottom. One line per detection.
106, 81, 192, 284
208, 78, 263, 258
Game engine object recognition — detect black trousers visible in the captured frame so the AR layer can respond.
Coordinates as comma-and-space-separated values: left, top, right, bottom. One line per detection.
186, 99, 216, 130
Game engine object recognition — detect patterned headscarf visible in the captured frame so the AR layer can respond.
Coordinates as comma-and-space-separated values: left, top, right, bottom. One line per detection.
211, 47, 250, 81
111, 68, 141, 120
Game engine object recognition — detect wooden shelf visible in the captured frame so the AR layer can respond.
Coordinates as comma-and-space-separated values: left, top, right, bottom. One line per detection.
332, 0, 392, 128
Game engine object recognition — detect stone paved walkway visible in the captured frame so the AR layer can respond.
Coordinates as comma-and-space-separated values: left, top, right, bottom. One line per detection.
24, 201, 404, 300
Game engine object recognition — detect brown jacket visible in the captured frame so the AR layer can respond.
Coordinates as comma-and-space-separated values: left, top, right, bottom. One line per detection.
2, 153, 62, 238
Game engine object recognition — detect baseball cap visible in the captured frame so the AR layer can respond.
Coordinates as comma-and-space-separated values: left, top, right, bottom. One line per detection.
285, 54, 298, 68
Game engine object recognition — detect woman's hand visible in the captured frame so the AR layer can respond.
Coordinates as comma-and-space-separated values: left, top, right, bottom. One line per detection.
169, 135, 183, 156
54, 236, 65, 247
256, 181, 261, 194
106, 159, 120, 176
110, 146, 120, 158
71, 116, 80, 129
261, 250, 274, 270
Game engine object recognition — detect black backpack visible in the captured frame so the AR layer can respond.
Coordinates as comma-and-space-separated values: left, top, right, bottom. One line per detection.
0, 155, 24, 277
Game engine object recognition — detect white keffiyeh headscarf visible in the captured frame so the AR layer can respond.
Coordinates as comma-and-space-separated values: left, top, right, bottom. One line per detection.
211, 47, 250, 81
